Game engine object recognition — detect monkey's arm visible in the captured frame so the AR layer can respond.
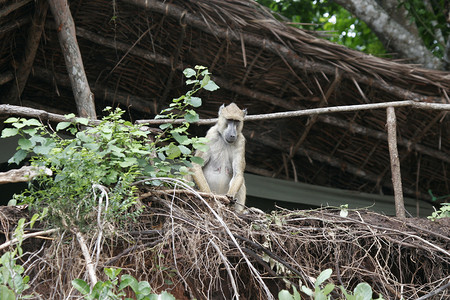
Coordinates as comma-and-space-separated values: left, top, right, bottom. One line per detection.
227, 141, 245, 198
192, 149, 212, 193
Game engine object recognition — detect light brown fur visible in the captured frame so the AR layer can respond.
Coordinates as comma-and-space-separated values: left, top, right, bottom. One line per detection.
192, 103, 247, 212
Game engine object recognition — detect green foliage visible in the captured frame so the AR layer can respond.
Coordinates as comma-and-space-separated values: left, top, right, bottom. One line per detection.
0, 213, 45, 299
153, 65, 214, 176
278, 269, 384, 300
399, 0, 449, 58
1, 66, 215, 232
257, 0, 450, 59
72, 268, 175, 300
256, 0, 386, 56
428, 203, 450, 221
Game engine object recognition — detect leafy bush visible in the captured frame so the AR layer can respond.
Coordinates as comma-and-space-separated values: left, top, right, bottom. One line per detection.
72, 268, 175, 300
0, 213, 43, 299
1, 65, 216, 233
278, 269, 384, 300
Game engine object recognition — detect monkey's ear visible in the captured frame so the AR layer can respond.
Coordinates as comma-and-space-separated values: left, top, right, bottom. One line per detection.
218, 104, 225, 115
243, 108, 248, 117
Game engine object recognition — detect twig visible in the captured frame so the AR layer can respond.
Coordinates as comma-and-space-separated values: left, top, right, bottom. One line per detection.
386, 107, 405, 218
0, 228, 58, 251
416, 280, 450, 300
73, 229, 98, 286
145, 177, 275, 300
139, 188, 231, 205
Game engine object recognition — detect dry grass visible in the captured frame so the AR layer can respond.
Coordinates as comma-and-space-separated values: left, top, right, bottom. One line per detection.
1, 181, 448, 299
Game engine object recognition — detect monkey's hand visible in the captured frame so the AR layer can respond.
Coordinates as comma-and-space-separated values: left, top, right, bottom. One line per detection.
226, 194, 236, 204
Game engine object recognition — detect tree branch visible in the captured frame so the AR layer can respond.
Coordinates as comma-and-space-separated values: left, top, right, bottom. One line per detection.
334, 0, 442, 69
0, 166, 52, 184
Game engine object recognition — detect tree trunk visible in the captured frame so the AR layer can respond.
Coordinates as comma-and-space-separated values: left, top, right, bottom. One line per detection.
47, 0, 97, 119
334, 0, 443, 70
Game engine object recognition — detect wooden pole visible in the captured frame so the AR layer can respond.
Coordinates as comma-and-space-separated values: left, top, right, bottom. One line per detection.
386, 107, 406, 218
47, 0, 96, 119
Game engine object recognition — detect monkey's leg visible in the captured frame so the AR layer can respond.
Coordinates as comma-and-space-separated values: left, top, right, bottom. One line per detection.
234, 183, 246, 212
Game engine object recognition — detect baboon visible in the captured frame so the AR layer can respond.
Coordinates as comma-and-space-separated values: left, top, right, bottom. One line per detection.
192, 103, 247, 212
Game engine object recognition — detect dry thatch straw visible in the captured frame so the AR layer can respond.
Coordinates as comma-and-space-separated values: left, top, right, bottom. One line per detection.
0, 180, 448, 299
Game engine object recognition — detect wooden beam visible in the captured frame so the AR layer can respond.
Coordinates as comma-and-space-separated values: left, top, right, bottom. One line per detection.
47, 0, 96, 119
6, 0, 48, 104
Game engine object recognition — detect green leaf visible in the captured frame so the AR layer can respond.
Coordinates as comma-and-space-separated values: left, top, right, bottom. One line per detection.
120, 274, 138, 292
0, 285, 15, 300
301, 286, 313, 296
183, 68, 196, 78
56, 122, 72, 131
77, 117, 90, 125
353, 283, 372, 300
203, 79, 220, 91
1, 128, 19, 138
72, 279, 90, 295
8, 150, 27, 165
18, 138, 32, 150
64, 113, 76, 119
29, 213, 40, 229
178, 145, 191, 155
187, 96, 202, 107
172, 132, 188, 145
119, 157, 138, 168
184, 111, 199, 123
165, 143, 181, 159
323, 283, 335, 295
137, 280, 151, 295
315, 269, 332, 287
104, 267, 121, 281
190, 156, 204, 165
159, 291, 176, 300
24, 119, 42, 127
4, 117, 19, 124
185, 79, 199, 85
159, 123, 173, 130
278, 290, 294, 300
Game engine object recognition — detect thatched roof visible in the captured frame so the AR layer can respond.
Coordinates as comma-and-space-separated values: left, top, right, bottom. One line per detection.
1, 0, 449, 206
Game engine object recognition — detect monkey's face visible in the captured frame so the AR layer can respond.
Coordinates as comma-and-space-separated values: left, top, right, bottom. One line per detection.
222, 119, 241, 144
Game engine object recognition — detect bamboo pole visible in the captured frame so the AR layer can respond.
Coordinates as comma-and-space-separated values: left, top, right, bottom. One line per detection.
136, 100, 450, 124
47, 0, 96, 119
386, 107, 406, 218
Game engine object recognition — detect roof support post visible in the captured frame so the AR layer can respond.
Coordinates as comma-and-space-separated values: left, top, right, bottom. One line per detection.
47, 0, 96, 119
386, 106, 406, 218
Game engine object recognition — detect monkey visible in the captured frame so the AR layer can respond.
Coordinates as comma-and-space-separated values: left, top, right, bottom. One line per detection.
192, 103, 247, 212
